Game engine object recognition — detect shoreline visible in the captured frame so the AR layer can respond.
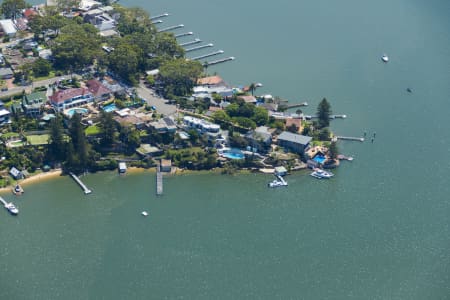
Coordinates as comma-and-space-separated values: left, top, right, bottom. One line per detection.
0, 169, 63, 194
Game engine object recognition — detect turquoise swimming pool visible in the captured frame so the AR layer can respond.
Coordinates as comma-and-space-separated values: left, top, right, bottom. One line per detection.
313, 154, 326, 164
66, 108, 89, 117
103, 103, 117, 112
222, 149, 245, 159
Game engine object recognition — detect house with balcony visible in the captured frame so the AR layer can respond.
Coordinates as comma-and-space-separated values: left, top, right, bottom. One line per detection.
86, 79, 111, 102
0, 100, 11, 126
49, 88, 94, 112
22, 91, 47, 118
277, 131, 312, 156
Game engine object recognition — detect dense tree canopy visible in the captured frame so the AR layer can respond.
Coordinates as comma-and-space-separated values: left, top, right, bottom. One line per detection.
159, 59, 203, 97
1, 0, 28, 19
317, 98, 332, 129
51, 23, 101, 70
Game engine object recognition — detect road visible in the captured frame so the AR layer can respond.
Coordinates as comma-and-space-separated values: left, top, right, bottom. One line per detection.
136, 81, 177, 116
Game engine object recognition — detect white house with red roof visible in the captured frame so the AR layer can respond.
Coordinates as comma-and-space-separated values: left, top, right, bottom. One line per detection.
49, 88, 94, 112
86, 79, 111, 102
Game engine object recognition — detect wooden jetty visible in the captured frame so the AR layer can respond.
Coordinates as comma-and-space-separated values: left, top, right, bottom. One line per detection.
180, 38, 202, 47
157, 24, 184, 33
69, 172, 92, 194
185, 43, 214, 52
175, 32, 193, 38
156, 166, 163, 195
283, 102, 308, 109
192, 50, 224, 60
304, 114, 347, 120
150, 13, 169, 21
205, 56, 235, 66
336, 136, 365, 142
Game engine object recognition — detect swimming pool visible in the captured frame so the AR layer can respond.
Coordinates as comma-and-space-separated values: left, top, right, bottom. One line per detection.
102, 103, 117, 112
313, 154, 326, 164
66, 108, 89, 117
222, 148, 245, 160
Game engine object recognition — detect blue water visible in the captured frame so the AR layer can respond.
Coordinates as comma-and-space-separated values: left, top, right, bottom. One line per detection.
102, 103, 117, 112
66, 108, 88, 117
222, 148, 245, 159
313, 155, 326, 164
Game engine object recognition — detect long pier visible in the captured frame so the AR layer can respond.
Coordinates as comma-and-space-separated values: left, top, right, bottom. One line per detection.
0, 196, 7, 206
204, 56, 235, 66
157, 24, 184, 33
69, 172, 92, 194
156, 166, 163, 195
150, 13, 169, 21
175, 32, 193, 38
304, 114, 347, 120
336, 136, 365, 142
153, 20, 163, 24
191, 50, 224, 60
185, 43, 214, 52
283, 102, 308, 109
180, 38, 202, 47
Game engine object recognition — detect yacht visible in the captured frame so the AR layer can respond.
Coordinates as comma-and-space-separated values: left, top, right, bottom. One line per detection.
141, 211, 148, 217
5, 202, 19, 215
13, 184, 24, 195
310, 169, 334, 179
381, 54, 389, 62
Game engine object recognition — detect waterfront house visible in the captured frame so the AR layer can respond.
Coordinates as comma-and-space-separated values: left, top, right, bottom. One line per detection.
9, 167, 23, 180
238, 95, 257, 104
244, 128, 272, 153
86, 79, 111, 102
0, 19, 17, 37
0, 67, 13, 79
197, 75, 228, 88
22, 91, 46, 118
49, 88, 94, 112
0, 100, 11, 126
285, 117, 303, 133
277, 131, 312, 155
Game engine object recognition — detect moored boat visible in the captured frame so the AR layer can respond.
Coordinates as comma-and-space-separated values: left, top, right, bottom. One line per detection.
12, 184, 24, 195
5, 202, 19, 215
381, 54, 389, 62
310, 168, 334, 179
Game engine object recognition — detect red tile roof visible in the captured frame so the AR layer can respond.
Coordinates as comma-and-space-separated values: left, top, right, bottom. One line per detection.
197, 75, 225, 86
86, 79, 111, 97
285, 118, 303, 132
23, 9, 38, 19
50, 88, 91, 104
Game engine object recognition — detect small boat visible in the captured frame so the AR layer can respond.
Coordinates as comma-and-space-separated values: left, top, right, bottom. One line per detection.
12, 184, 24, 195
310, 168, 334, 179
381, 54, 389, 62
406, 88, 412, 93
5, 202, 19, 215
268, 179, 288, 188
141, 211, 148, 217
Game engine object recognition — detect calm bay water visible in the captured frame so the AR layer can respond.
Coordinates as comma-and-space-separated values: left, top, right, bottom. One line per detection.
1, 0, 450, 299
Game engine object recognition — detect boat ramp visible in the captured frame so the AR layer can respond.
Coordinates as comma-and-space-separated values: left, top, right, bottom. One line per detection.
69, 172, 92, 194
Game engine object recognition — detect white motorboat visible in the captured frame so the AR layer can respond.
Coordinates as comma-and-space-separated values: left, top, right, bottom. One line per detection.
310, 169, 334, 179
141, 211, 149, 217
268, 179, 288, 188
5, 202, 19, 215
381, 54, 389, 62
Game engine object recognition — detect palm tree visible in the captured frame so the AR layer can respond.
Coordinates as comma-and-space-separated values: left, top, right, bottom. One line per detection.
248, 83, 256, 96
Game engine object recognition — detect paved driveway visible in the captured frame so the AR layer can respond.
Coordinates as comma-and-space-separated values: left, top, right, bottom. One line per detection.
136, 82, 177, 116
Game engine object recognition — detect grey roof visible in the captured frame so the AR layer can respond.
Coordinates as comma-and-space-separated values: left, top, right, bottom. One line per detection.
0, 68, 13, 77
277, 131, 312, 146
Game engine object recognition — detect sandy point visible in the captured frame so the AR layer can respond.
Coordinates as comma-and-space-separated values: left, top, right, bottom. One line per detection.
0, 170, 63, 194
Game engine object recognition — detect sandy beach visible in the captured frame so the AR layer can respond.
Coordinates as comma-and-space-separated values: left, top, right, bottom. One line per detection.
0, 170, 63, 194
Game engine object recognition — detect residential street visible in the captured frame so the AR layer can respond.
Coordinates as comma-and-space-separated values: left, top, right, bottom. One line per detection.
136, 81, 177, 116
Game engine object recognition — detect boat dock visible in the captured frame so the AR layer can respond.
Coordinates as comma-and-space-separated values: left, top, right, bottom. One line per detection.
185, 43, 214, 52
304, 114, 347, 120
150, 13, 169, 21
191, 50, 224, 60
156, 166, 163, 195
180, 39, 201, 47
205, 56, 235, 66
175, 32, 193, 38
0, 196, 7, 206
69, 172, 92, 194
336, 136, 365, 142
157, 24, 184, 33
284, 102, 308, 109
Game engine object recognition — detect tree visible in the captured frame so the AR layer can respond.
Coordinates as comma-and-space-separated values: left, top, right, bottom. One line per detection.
318, 127, 331, 141
55, 0, 81, 14
317, 98, 332, 129
159, 59, 203, 96
251, 106, 269, 126
212, 110, 230, 124
248, 83, 256, 96
107, 41, 140, 84
328, 141, 339, 160
67, 113, 89, 171
48, 115, 65, 161
287, 123, 299, 133
1, 0, 28, 19
98, 111, 116, 146
32, 58, 52, 77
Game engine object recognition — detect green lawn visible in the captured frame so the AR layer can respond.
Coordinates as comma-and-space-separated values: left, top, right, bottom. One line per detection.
26, 134, 49, 145
85, 125, 101, 136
